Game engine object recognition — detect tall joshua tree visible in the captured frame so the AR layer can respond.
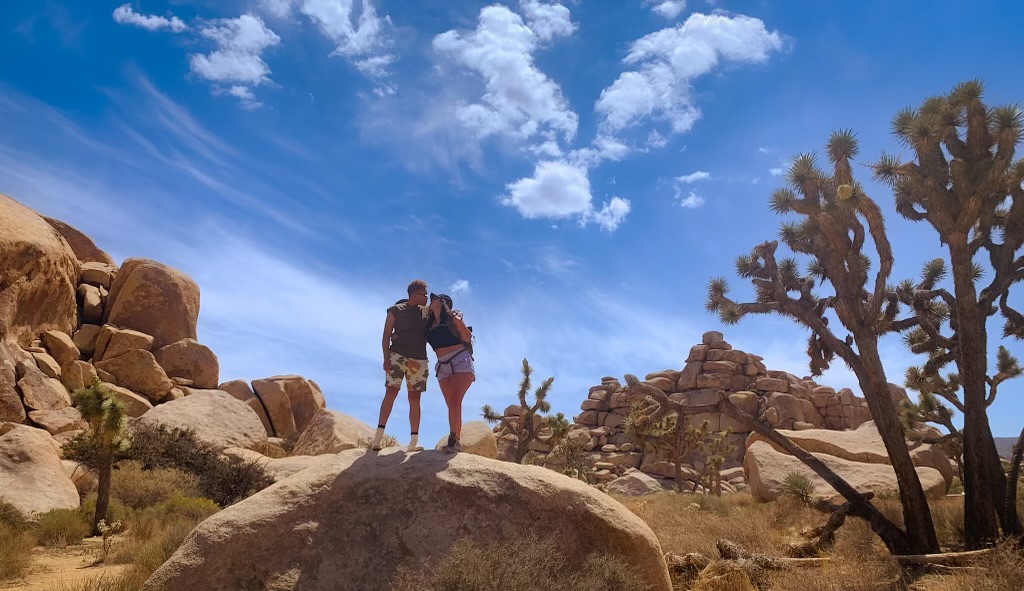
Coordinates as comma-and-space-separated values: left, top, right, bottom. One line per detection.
483, 359, 568, 464
625, 405, 709, 493
873, 80, 1024, 546
706, 130, 939, 553
72, 378, 127, 536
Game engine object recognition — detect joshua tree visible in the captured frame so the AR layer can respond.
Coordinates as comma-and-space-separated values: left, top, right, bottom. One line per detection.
483, 359, 568, 464
701, 429, 737, 497
625, 404, 709, 493
71, 377, 127, 536
706, 131, 939, 553
872, 80, 1024, 546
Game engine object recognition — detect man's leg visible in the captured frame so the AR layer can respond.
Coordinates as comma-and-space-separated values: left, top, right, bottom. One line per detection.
407, 388, 423, 450
373, 385, 401, 450
405, 358, 429, 452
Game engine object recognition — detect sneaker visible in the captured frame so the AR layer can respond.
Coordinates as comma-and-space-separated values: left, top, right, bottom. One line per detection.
450, 439, 461, 454
407, 435, 423, 452
370, 428, 385, 451
441, 433, 456, 453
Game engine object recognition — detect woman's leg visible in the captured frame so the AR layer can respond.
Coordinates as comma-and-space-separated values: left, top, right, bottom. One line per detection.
448, 372, 475, 440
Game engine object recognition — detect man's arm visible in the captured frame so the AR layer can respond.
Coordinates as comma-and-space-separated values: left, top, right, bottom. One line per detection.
382, 312, 396, 371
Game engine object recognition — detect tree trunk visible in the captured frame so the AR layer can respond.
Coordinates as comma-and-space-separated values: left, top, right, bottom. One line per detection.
1005, 423, 1024, 532
949, 240, 1008, 547
93, 444, 112, 537
674, 457, 685, 493
719, 397, 916, 555
854, 338, 940, 553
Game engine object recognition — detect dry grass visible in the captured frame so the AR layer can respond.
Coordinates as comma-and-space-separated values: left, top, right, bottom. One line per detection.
910, 540, 1024, 591
35, 508, 91, 548
0, 523, 35, 581
110, 461, 200, 510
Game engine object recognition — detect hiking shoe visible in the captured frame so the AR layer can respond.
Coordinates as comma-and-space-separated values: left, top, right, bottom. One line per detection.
442, 433, 456, 453
407, 435, 423, 452
450, 440, 461, 454
370, 428, 385, 451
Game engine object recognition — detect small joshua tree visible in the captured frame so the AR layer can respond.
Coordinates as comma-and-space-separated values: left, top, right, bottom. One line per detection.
701, 429, 737, 496
483, 359, 568, 464
625, 403, 709, 493
72, 378, 127, 536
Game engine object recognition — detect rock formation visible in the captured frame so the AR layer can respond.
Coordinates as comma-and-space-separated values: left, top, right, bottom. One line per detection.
142, 449, 673, 591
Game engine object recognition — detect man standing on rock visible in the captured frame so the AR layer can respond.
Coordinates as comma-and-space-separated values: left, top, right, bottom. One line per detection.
372, 280, 431, 452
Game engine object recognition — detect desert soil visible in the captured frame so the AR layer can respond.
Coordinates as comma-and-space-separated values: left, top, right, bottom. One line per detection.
1, 537, 128, 591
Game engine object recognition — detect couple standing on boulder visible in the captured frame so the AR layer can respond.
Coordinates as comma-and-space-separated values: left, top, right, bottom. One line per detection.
370, 279, 475, 454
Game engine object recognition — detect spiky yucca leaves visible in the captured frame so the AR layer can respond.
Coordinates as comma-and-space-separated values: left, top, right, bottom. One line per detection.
482, 359, 561, 464
873, 81, 1024, 546
706, 131, 942, 554
72, 377, 127, 536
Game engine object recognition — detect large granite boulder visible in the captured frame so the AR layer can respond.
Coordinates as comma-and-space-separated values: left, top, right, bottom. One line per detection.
154, 338, 219, 389
0, 422, 79, 515
142, 450, 672, 591
43, 216, 115, 265
0, 342, 29, 423
432, 420, 497, 458
606, 468, 672, 497
251, 375, 326, 439
222, 447, 335, 482
743, 440, 948, 503
95, 349, 173, 402
745, 420, 954, 488
42, 330, 80, 368
133, 390, 268, 452
16, 360, 71, 411
291, 408, 374, 456
0, 194, 79, 345
102, 382, 153, 418
104, 258, 200, 349
219, 380, 273, 435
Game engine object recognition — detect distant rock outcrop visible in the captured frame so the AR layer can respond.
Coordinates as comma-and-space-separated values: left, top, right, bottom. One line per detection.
0, 194, 79, 346
142, 450, 673, 591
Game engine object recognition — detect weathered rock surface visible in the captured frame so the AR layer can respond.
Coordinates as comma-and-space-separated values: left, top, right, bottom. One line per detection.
134, 390, 267, 452
223, 447, 334, 482
97, 328, 154, 363
219, 379, 273, 435
43, 216, 115, 265
142, 450, 672, 591
61, 360, 98, 393
80, 262, 116, 289
28, 407, 86, 435
606, 468, 671, 497
16, 360, 71, 411
42, 330, 80, 368
95, 349, 173, 402
72, 324, 102, 358
104, 258, 200, 349
746, 421, 954, 488
743, 440, 948, 503
432, 420, 497, 458
0, 360, 26, 423
0, 422, 79, 515
0, 195, 80, 345
251, 376, 326, 439
154, 339, 219, 389
102, 383, 153, 417
32, 351, 62, 378
292, 408, 373, 456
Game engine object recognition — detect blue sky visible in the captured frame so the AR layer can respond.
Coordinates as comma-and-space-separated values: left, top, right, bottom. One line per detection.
2, 0, 1024, 444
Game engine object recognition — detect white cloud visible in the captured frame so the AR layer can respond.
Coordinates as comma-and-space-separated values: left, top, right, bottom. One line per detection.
647, 129, 668, 148
433, 4, 578, 145
520, 0, 577, 42
596, 13, 783, 135
676, 170, 710, 183
589, 196, 631, 231
450, 279, 471, 294
189, 14, 281, 106
299, 0, 394, 77
113, 4, 187, 33
676, 190, 705, 208
502, 160, 591, 219
758, 145, 770, 153
645, 0, 687, 19
769, 167, 784, 176
260, 0, 295, 19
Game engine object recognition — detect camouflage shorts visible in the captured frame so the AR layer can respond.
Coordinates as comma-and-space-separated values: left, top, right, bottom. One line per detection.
386, 352, 429, 392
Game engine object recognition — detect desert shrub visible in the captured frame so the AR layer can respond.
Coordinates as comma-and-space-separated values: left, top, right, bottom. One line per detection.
358, 434, 399, 449
0, 523, 34, 581
110, 461, 201, 510
35, 508, 91, 547
0, 500, 30, 530
390, 535, 652, 591
149, 494, 219, 522
121, 424, 272, 507
781, 472, 814, 505
80, 494, 129, 527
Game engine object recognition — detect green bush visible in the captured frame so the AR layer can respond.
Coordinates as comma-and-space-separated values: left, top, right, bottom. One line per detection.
149, 495, 219, 522
79, 494, 129, 528
111, 461, 200, 510
124, 424, 273, 507
0, 500, 30, 530
390, 535, 653, 591
35, 508, 90, 547
0, 523, 34, 581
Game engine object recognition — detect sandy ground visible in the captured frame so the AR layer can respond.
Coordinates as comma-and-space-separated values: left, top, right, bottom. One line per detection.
1, 537, 129, 591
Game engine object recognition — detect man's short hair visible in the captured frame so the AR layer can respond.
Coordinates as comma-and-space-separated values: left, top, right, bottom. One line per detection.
407, 279, 428, 296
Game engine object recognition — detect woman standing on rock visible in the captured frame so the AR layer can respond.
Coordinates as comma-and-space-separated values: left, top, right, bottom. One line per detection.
426, 293, 474, 453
